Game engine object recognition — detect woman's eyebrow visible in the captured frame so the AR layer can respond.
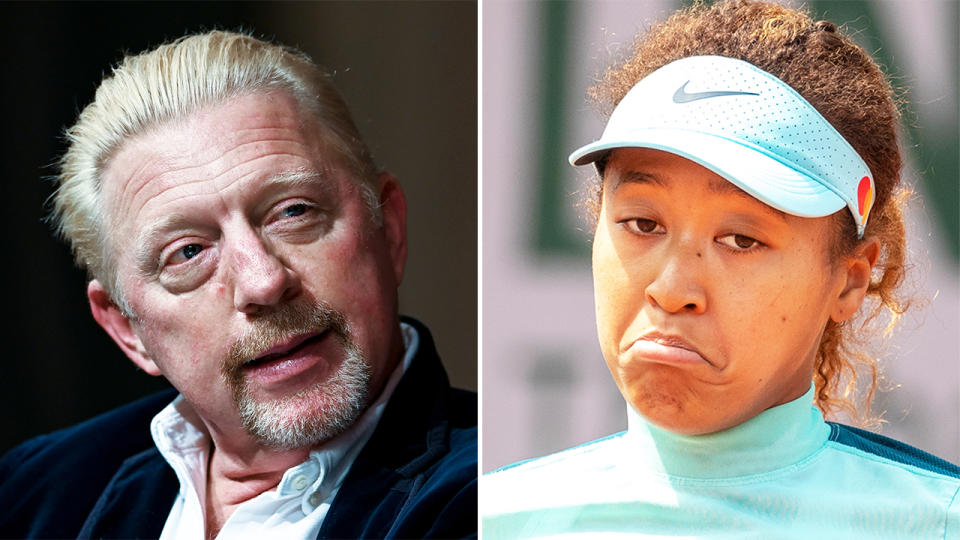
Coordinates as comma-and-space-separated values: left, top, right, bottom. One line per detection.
614, 169, 788, 222
613, 171, 666, 192
706, 177, 788, 221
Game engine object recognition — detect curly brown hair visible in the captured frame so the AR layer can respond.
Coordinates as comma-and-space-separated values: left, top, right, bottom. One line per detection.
587, 0, 910, 427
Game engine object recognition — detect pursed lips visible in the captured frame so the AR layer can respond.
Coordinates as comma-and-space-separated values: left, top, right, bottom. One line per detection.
628, 331, 714, 366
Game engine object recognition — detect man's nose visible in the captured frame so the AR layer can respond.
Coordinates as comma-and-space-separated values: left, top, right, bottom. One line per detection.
230, 234, 301, 315
644, 240, 707, 314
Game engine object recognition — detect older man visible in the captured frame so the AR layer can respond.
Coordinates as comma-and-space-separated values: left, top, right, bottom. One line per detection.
0, 31, 476, 539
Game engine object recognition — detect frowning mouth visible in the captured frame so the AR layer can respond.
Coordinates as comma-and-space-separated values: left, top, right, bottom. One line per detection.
627, 331, 713, 367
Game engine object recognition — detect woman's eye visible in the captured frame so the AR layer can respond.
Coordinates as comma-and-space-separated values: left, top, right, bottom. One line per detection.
717, 234, 761, 250
623, 218, 663, 235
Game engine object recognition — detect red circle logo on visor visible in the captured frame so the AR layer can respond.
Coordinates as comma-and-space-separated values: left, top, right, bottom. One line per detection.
857, 176, 873, 219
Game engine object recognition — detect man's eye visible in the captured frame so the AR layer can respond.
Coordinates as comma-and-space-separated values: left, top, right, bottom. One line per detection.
162, 242, 205, 268
622, 218, 663, 235
180, 244, 204, 260
282, 203, 308, 218
717, 234, 761, 251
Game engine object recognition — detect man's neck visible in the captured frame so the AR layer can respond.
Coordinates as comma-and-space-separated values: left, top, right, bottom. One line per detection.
197, 357, 400, 538
195, 322, 410, 539
203, 441, 311, 540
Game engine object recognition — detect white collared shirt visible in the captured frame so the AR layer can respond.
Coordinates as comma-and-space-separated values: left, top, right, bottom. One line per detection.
151, 323, 418, 540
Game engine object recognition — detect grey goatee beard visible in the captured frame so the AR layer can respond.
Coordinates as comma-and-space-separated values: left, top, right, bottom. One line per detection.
222, 302, 372, 449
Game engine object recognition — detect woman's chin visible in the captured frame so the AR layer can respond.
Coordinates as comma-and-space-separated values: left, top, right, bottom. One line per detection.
625, 387, 736, 436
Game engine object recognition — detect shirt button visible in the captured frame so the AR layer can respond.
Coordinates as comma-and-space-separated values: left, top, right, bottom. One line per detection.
292, 475, 309, 491
309, 492, 324, 506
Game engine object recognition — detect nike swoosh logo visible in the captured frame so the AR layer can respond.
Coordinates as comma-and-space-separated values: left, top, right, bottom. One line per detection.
672, 81, 759, 103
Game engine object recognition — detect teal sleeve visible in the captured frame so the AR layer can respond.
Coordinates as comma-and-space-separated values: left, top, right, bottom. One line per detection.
946, 485, 959, 540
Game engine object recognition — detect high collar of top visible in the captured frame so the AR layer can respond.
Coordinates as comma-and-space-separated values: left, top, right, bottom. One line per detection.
625, 384, 831, 479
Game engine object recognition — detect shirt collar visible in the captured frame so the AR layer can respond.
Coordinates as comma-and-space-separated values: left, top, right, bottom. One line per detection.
150, 321, 419, 514
624, 384, 830, 479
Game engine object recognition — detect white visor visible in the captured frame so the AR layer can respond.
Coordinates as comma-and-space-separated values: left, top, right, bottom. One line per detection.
569, 55, 875, 237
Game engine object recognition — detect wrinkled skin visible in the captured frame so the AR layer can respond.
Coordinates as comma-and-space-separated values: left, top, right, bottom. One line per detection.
87, 90, 408, 531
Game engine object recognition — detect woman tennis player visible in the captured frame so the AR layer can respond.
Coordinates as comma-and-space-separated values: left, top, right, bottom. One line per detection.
483, 1, 959, 537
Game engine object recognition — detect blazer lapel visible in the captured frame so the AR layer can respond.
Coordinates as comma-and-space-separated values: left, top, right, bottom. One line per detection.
78, 447, 179, 539
317, 319, 456, 539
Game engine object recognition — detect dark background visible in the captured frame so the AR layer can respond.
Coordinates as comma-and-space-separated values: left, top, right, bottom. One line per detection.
0, 2, 477, 454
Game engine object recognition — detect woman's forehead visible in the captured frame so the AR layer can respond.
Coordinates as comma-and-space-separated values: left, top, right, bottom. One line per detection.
603, 149, 787, 219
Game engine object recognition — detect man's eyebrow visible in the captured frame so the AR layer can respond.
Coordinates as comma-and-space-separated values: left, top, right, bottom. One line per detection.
260, 169, 328, 189
133, 212, 190, 273
131, 170, 330, 273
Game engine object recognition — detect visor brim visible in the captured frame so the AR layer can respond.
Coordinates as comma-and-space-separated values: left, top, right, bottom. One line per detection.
569, 128, 847, 219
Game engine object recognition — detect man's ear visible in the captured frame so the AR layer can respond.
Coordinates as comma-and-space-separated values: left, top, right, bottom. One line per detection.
830, 237, 881, 323
376, 172, 408, 285
87, 280, 161, 376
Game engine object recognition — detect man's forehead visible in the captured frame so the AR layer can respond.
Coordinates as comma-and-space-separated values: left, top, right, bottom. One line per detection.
121, 168, 339, 273
99, 92, 329, 207
110, 93, 307, 159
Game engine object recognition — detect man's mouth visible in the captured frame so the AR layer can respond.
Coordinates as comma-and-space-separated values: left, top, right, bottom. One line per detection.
233, 328, 342, 389
223, 302, 351, 389
243, 330, 330, 368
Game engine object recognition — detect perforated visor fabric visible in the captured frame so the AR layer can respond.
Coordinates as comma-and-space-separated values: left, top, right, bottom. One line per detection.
570, 56, 873, 229
575, 128, 846, 218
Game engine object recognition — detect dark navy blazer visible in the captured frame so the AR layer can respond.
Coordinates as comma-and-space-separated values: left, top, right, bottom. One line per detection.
0, 319, 477, 539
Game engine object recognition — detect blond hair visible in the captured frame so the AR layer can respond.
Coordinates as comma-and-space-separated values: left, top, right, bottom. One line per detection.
51, 30, 379, 309
590, 0, 910, 426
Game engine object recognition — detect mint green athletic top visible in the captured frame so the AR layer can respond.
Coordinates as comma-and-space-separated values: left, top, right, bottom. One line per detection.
483, 386, 960, 539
